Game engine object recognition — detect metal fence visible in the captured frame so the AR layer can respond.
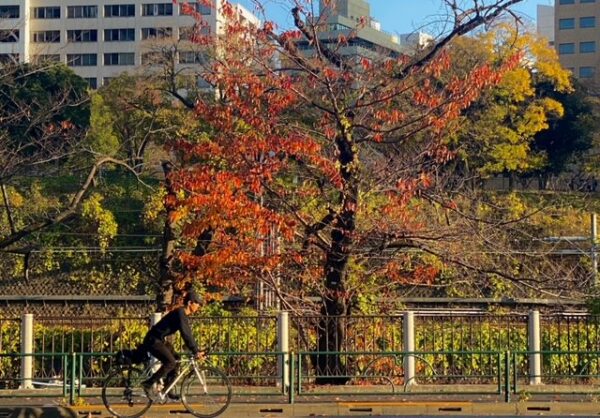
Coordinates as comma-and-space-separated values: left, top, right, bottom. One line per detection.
6, 312, 600, 402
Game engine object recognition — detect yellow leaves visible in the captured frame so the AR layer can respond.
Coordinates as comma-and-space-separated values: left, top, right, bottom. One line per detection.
499, 68, 533, 102
143, 188, 166, 223
81, 193, 118, 251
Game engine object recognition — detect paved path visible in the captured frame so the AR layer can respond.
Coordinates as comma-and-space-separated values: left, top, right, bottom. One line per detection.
3, 384, 600, 417
3, 399, 600, 417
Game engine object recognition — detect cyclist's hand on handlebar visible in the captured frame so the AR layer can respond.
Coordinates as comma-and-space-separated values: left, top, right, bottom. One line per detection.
195, 351, 206, 361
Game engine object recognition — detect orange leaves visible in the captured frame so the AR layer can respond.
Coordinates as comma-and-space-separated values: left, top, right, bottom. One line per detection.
425, 50, 451, 78
373, 109, 405, 126
323, 67, 340, 80
382, 261, 438, 285
263, 21, 275, 33
163, 0, 528, 299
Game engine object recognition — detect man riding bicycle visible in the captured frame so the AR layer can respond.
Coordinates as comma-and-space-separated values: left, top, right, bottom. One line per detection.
141, 289, 204, 399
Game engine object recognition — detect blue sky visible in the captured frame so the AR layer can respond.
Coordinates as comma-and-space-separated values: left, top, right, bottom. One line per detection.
236, 0, 554, 35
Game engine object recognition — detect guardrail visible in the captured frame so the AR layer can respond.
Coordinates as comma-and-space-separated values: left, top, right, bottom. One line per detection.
4, 350, 600, 405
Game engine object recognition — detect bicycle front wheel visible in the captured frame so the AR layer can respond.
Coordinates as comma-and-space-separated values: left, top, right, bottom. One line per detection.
102, 366, 152, 418
181, 366, 232, 418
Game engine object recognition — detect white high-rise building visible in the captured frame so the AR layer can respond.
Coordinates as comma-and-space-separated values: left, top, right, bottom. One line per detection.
0, 1, 259, 88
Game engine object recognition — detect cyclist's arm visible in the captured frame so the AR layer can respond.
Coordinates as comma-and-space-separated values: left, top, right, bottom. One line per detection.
178, 309, 200, 355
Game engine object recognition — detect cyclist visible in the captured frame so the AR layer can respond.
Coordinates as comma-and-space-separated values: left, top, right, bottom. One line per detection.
141, 289, 204, 399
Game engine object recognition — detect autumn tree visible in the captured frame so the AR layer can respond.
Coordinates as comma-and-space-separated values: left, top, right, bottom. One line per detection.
161, 0, 527, 381
443, 26, 572, 186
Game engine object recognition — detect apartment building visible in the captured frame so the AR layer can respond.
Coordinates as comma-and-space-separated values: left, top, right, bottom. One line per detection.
0, 1, 259, 88
555, 0, 600, 83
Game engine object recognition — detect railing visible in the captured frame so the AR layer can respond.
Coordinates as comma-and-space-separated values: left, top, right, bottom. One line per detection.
5, 350, 600, 406
8, 312, 600, 405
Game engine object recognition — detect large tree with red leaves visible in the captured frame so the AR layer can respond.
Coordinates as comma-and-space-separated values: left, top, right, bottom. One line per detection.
164, 0, 524, 381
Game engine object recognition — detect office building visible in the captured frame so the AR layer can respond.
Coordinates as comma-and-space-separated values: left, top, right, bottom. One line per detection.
293, 0, 432, 60
0, 1, 259, 88
554, 0, 599, 83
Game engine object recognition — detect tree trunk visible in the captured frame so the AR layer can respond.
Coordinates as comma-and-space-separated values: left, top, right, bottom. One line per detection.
157, 161, 177, 312
314, 130, 356, 385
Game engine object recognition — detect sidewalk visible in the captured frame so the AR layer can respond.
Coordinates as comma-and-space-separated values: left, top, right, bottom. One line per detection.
3, 387, 600, 418
3, 400, 600, 418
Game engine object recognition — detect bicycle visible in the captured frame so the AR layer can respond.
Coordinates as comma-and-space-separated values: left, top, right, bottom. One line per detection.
102, 353, 232, 418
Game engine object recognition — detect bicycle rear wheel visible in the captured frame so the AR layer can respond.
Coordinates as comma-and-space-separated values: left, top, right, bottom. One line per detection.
102, 366, 152, 418
181, 365, 232, 418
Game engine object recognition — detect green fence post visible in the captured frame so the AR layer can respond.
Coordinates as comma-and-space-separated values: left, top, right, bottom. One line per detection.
69, 352, 76, 405
62, 354, 67, 398
512, 351, 517, 395
289, 351, 295, 404
78, 353, 84, 398
504, 350, 510, 403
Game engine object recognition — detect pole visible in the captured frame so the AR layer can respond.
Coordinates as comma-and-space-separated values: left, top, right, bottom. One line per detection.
20, 313, 34, 389
528, 310, 542, 385
277, 311, 290, 391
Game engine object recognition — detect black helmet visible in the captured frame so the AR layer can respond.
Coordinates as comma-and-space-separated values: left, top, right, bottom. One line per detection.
184, 289, 202, 304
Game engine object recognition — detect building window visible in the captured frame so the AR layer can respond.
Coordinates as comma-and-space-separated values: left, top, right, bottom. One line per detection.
559, 18, 575, 29
180, 26, 195, 40
580, 41, 596, 53
142, 3, 173, 16
559, 0, 575, 3
67, 53, 97, 66
179, 51, 207, 64
67, 30, 98, 42
0, 30, 19, 43
142, 51, 169, 65
579, 66, 595, 78
67, 6, 98, 18
104, 52, 135, 65
104, 28, 135, 41
84, 78, 97, 89
104, 4, 135, 17
142, 27, 173, 39
581, 0, 595, 3
32, 30, 60, 43
32, 54, 61, 64
32, 6, 60, 19
0, 5, 19, 19
580, 16, 596, 28
558, 43, 575, 54
180, 2, 211, 15
180, 25, 210, 40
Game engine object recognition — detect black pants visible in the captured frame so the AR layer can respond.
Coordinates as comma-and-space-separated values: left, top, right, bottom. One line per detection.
144, 338, 179, 388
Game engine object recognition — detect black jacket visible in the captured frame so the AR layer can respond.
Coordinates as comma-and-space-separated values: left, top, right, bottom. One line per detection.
144, 307, 199, 354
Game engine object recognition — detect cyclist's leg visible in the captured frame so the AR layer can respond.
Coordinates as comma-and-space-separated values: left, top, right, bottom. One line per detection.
163, 341, 180, 390
144, 339, 177, 386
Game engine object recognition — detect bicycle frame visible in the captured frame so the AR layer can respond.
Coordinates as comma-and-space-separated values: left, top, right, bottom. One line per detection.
149, 357, 207, 404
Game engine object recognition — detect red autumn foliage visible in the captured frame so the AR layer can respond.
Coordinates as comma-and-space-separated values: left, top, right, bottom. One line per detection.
164, 0, 524, 312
